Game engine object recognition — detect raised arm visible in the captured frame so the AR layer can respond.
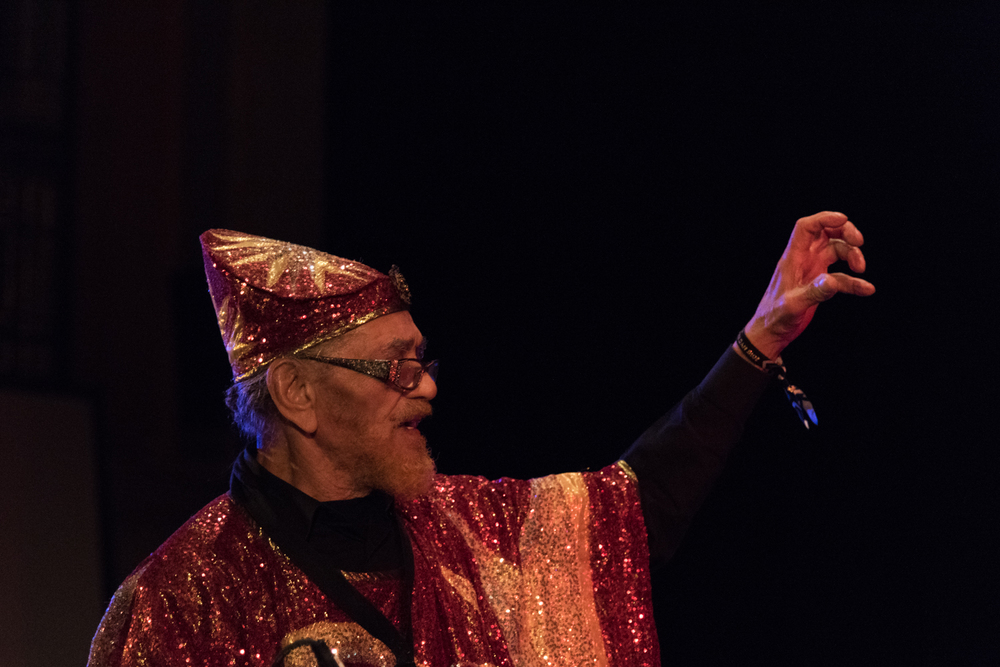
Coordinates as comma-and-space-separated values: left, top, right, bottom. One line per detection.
624, 211, 875, 566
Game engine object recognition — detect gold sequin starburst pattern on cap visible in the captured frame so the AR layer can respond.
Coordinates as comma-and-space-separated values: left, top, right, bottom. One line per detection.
200, 230, 411, 381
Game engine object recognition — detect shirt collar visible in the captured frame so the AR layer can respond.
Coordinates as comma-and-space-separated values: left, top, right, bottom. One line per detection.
230, 447, 403, 571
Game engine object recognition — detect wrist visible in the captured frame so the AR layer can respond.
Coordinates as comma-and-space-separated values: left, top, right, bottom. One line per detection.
732, 341, 771, 371
733, 329, 818, 429
742, 321, 787, 360
734, 330, 782, 371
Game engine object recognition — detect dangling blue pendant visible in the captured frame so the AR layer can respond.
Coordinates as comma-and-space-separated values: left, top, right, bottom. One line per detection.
784, 383, 818, 429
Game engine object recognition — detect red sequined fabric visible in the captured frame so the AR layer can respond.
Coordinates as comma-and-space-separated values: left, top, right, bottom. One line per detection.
89, 463, 658, 666
200, 230, 410, 381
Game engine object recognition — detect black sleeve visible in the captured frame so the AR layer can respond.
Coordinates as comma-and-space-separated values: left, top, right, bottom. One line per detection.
622, 346, 771, 568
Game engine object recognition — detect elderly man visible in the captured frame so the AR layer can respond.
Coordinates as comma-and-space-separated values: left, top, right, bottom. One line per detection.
89, 212, 874, 666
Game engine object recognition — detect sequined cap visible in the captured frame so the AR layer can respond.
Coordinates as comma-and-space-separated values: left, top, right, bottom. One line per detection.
200, 229, 411, 381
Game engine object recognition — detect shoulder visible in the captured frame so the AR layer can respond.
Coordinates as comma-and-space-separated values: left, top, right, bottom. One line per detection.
140, 494, 257, 581
103, 495, 260, 609
90, 495, 261, 665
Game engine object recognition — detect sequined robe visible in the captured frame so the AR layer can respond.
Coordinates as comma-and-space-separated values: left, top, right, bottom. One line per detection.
89, 462, 657, 667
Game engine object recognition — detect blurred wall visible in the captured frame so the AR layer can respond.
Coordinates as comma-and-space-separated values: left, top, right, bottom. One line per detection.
0, 2, 326, 664
0, 390, 101, 666
71, 0, 328, 593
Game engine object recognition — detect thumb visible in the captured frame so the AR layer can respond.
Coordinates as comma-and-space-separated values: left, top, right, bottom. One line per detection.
804, 273, 839, 305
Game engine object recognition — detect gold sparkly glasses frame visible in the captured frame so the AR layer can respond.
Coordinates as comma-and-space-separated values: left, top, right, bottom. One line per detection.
298, 356, 439, 392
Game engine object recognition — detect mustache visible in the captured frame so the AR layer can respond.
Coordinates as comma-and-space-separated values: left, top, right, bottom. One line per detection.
398, 403, 433, 424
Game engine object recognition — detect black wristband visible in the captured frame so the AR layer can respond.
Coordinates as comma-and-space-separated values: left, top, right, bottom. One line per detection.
735, 329, 771, 368
735, 329, 818, 429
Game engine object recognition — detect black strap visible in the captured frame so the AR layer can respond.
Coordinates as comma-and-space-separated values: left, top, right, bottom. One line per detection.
231, 459, 416, 666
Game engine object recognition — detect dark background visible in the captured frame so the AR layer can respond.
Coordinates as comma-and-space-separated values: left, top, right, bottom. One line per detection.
1, 2, 996, 665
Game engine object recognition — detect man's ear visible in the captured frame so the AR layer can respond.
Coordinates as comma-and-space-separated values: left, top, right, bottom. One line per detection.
266, 359, 319, 435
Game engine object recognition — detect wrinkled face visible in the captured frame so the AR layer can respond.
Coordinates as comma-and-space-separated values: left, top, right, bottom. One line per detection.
307, 311, 437, 500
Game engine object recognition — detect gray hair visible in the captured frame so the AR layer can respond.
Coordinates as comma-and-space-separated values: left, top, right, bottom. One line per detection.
224, 337, 347, 444
224, 370, 280, 445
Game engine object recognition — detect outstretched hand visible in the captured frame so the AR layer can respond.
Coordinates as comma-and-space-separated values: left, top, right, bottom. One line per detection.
743, 211, 875, 359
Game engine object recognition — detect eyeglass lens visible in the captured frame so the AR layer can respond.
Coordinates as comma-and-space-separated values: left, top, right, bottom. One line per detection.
396, 360, 439, 390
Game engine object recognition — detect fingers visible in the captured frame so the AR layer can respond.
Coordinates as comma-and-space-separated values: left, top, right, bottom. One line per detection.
791, 211, 865, 250
823, 219, 864, 247
789, 211, 844, 254
800, 273, 876, 306
830, 239, 867, 273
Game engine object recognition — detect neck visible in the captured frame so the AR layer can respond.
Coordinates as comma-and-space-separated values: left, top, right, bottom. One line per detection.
257, 430, 370, 502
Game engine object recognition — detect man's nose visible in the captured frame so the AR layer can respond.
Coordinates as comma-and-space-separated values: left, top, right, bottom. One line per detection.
409, 368, 437, 400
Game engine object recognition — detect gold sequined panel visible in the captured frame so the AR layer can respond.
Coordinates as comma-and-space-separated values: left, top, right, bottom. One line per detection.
281, 621, 394, 667
440, 565, 479, 609
280, 570, 406, 667
449, 473, 608, 667
520, 473, 608, 667
280, 616, 501, 667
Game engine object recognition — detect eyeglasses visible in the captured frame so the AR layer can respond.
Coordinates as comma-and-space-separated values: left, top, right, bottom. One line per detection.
298, 355, 439, 392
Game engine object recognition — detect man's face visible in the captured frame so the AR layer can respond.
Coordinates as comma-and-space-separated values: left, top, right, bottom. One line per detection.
307, 311, 437, 500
